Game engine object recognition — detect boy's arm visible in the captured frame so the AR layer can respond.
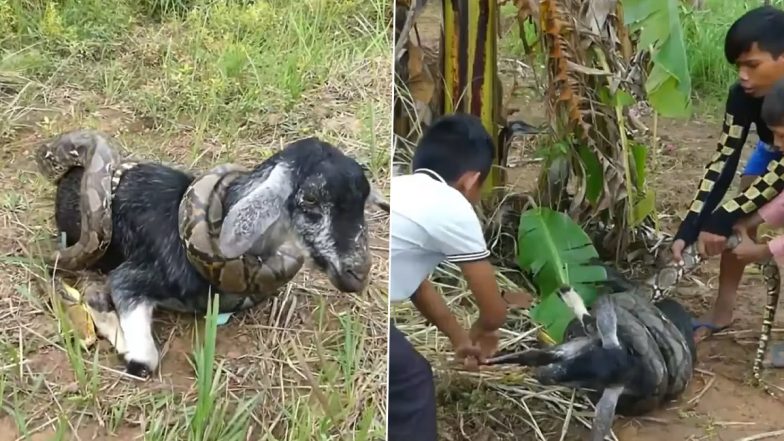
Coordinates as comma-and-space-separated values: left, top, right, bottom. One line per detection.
410, 279, 471, 346
702, 157, 784, 237
430, 206, 507, 333
410, 279, 485, 368
456, 259, 507, 332
674, 84, 752, 246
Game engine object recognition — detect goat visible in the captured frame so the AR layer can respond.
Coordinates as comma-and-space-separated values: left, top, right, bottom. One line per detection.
484, 287, 695, 441
52, 136, 385, 378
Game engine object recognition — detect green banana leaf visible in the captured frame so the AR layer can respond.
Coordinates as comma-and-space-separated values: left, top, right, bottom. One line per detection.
517, 207, 608, 343
623, 0, 693, 118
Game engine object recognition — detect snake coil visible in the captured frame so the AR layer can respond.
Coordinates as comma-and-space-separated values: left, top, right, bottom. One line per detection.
485, 233, 780, 440
35, 130, 126, 270
37, 129, 308, 315
639, 235, 781, 389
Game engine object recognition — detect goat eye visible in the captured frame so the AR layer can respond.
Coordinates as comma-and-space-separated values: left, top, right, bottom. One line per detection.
301, 195, 318, 207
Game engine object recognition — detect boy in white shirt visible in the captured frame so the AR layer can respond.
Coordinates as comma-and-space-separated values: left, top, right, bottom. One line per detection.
388, 114, 508, 441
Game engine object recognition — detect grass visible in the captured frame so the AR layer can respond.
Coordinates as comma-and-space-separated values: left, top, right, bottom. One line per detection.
680, 0, 784, 109
392, 1, 784, 440
0, 0, 391, 440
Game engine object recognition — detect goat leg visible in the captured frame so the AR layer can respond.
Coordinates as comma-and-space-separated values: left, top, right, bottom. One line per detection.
484, 336, 596, 366
368, 185, 390, 213
110, 262, 160, 379
590, 385, 624, 441
483, 348, 561, 366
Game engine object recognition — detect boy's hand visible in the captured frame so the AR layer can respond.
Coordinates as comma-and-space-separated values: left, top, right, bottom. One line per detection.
451, 336, 482, 370
671, 239, 686, 264
697, 231, 727, 257
732, 241, 771, 263
469, 322, 499, 360
731, 228, 772, 264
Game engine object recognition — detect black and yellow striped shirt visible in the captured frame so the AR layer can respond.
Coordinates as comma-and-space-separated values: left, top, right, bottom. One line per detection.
674, 82, 780, 245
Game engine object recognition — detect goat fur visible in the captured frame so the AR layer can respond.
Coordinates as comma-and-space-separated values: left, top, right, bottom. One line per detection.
53, 137, 382, 378
486, 290, 695, 441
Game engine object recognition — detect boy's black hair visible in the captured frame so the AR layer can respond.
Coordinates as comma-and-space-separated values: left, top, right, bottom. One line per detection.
725, 6, 784, 64
762, 77, 784, 128
411, 113, 495, 184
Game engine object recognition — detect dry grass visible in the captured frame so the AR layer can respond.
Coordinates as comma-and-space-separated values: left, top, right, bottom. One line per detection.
390, 244, 599, 441
0, 1, 391, 440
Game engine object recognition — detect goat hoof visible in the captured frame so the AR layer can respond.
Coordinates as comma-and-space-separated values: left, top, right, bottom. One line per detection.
125, 360, 152, 379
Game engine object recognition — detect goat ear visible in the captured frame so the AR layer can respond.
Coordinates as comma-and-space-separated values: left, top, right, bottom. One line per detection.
591, 385, 623, 441
219, 163, 293, 259
594, 295, 621, 349
367, 183, 389, 213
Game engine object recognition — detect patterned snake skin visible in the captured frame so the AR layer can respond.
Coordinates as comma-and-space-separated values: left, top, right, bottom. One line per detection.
35, 130, 126, 270
37, 130, 306, 314
753, 260, 780, 388
638, 234, 781, 388
176, 163, 305, 312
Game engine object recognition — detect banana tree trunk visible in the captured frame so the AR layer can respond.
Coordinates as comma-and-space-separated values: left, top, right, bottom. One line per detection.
441, 0, 506, 197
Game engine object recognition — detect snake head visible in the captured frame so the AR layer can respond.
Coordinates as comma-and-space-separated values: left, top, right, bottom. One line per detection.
220, 138, 373, 293
35, 129, 115, 181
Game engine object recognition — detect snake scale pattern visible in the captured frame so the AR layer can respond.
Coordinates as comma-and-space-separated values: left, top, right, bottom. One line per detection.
36, 129, 305, 314
176, 163, 305, 311
753, 259, 780, 387
35, 130, 125, 270
641, 234, 781, 388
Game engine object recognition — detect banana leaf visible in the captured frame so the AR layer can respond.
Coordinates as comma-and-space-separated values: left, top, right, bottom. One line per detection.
517, 207, 608, 343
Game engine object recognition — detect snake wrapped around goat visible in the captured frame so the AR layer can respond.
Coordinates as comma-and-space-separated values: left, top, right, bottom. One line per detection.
36, 130, 306, 314
35, 130, 125, 270
637, 234, 781, 388
176, 163, 305, 311
485, 232, 779, 440
486, 289, 694, 441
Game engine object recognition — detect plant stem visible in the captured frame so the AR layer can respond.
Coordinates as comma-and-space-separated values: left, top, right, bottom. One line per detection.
594, 47, 634, 224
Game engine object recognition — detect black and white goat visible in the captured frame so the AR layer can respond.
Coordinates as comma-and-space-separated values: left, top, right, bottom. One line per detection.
485, 286, 696, 441
54, 137, 386, 378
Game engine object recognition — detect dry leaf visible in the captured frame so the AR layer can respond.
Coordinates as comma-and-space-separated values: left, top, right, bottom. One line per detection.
406, 42, 435, 105
502, 290, 534, 308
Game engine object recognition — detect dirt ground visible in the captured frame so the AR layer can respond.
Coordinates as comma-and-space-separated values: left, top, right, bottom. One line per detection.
406, 2, 784, 440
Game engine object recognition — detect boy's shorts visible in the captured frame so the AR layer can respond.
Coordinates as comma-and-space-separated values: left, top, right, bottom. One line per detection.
388, 323, 437, 441
743, 140, 782, 176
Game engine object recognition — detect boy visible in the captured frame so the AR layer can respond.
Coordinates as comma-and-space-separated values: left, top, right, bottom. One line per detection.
730, 77, 784, 365
732, 78, 784, 268
671, 6, 784, 343
388, 113, 508, 441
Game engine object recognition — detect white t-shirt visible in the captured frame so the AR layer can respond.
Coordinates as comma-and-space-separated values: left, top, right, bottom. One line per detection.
389, 169, 490, 303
